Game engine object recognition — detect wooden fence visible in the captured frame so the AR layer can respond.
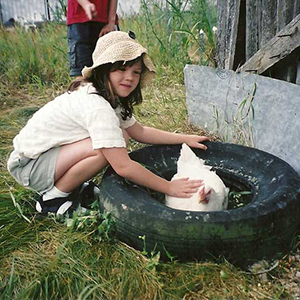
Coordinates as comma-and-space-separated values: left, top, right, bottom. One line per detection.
216, 0, 300, 84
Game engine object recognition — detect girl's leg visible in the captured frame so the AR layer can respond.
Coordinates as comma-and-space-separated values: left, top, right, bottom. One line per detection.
39, 134, 129, 214
54, 138, 108, 193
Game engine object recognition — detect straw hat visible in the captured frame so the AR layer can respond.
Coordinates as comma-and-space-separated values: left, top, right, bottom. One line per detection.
82, 31, 156, 87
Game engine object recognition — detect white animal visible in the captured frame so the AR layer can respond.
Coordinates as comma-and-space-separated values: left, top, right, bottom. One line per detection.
165, 143, 229, 211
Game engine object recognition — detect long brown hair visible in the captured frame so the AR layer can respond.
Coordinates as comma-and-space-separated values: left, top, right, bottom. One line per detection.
68, 55, 145, 120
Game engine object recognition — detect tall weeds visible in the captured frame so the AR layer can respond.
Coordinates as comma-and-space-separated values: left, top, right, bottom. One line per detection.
0, 23, 69, 88
121, 0, 217, 83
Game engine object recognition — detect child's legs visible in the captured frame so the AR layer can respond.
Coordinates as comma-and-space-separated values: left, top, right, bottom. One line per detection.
54, 138, 108, 193
55, 131, 129, 193
8, 131, 130, 195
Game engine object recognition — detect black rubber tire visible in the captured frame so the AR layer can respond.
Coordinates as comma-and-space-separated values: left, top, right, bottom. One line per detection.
99, 141, 300, 266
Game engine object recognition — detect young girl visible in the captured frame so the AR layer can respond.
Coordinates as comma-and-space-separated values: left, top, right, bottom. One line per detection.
7, 31, 209, 216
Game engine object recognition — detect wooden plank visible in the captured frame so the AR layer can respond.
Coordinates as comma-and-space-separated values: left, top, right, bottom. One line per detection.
273, 0, 299, 83
245, 0, 259, 60
238, 13, 300, 74
216, 0, 241, 69
227, 0, 241, 69
295, 0, 300, 17
277, 0, 296, 31
283, 0, 298, 83
216, 0, 228, 68
260, 0, 277, 47
277, 0, 286, 31
285, 0, 295, 24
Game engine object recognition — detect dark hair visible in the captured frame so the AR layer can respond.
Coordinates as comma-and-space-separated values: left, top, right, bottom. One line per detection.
68, 55, 145, 120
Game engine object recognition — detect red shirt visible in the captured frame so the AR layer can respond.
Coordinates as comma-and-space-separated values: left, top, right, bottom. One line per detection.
67, 0, 109, 25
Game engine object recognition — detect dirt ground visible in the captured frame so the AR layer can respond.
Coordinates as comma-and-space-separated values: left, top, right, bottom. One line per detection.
249, 247, 300, 298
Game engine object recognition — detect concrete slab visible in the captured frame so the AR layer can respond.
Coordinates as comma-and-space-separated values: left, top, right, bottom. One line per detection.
184, 65, 300, 174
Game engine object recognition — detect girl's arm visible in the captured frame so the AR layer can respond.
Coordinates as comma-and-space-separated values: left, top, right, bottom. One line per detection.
125, 122, 210, 150
101, 147, 203, 197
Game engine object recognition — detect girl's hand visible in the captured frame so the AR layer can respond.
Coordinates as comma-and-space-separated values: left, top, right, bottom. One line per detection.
167, 178, 203, 198
184, 135, 210, 150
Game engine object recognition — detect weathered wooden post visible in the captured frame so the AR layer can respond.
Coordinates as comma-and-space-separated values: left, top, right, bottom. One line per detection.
216, 0, 300, 84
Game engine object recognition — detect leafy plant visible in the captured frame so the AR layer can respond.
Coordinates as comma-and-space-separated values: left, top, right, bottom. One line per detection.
67, 207, 116, 242
138, 235, 161, 273
228, 190, 252, 208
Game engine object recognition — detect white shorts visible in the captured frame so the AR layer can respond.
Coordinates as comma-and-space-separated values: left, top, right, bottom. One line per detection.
7, 147, 61, 194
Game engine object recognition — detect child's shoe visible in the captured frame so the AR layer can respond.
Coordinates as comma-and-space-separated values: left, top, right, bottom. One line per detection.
73, 181, 100, 209
35, 194, 79, 216
35, 181, 99, 217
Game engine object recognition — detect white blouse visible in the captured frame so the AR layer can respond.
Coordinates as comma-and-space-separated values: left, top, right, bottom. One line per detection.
12, 83, 136, 159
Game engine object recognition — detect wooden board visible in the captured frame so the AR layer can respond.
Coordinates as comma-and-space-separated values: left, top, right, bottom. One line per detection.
295, 0, 300, 18
227, 0, 241, 69
245, 0, 259, 60
216, 0, 300, 83
215, 0, 228, 68
238, 13, 300, 74
216, 0, 241, 69
260, 0, 277, 47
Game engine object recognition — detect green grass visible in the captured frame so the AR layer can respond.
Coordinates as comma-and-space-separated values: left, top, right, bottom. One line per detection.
120, 0, 217, 84
0, 1, 299, 298
0, 24, 69, 88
